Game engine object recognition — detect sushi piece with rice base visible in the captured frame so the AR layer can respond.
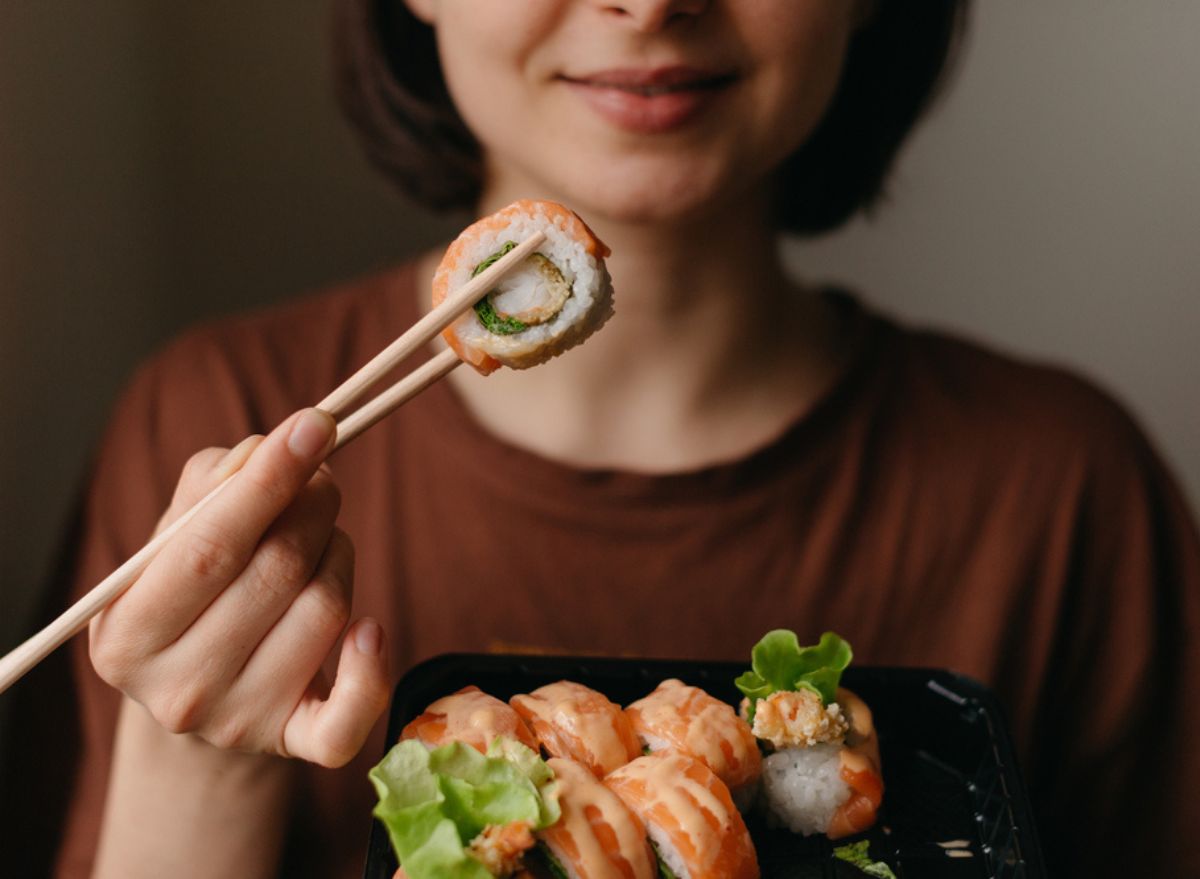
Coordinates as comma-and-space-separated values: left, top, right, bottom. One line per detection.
605, 752, 759, 879
533, 757, 658, 879
624, 679, 761, 811
375, 694, 655, 879
401, 685, 539, 755
433, 199, 614, 375
511, 680, 643, 778
735, 630, 883, 839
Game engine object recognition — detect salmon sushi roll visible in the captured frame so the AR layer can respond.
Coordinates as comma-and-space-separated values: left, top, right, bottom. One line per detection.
511, 681, 642, 778
735, 628, 883, 839
400, 685, 538, 754
533, 757, 657, 879
604, 753, 759, 879
625, 679, 761, 809
433, 199, 613, 375
751, 685, 883, 838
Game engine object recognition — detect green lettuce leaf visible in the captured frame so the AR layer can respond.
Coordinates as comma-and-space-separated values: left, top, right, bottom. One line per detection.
370, 737, 560, 879
735, 630, 853, 722
832, 840, 896, 878
487, 738, 559, 827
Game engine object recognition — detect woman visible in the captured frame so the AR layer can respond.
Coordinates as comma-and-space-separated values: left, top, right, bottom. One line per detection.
29, 1, 1199, 877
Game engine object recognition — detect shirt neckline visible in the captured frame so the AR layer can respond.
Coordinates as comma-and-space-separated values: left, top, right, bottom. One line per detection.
413, 280, 894, 507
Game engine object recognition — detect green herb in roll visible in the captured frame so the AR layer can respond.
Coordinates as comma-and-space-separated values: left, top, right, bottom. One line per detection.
471, 242, 573, 335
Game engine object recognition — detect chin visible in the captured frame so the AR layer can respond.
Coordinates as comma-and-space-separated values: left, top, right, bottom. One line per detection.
492, 133, 758, 227
551, 164, 734, 227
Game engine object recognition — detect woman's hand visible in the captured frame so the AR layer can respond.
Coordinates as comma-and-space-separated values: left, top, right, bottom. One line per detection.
87, 408, 390, 767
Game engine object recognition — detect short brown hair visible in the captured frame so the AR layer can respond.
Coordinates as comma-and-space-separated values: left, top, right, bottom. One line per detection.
333, 1, 970, 236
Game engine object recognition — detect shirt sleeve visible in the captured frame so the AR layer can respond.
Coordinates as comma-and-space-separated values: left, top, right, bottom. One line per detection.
46, 327, 262, 878
1029, 408, 1200, 878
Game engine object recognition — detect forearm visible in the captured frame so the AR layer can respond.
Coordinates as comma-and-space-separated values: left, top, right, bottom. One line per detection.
92, 696, 294, 879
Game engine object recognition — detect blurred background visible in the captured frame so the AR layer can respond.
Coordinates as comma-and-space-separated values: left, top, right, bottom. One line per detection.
1, 2, 1197, 693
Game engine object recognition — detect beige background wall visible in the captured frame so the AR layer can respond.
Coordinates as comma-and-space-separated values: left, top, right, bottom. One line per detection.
2, 2, 1198, 663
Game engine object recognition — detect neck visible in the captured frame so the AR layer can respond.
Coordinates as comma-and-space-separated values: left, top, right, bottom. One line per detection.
415, 185, 847, 472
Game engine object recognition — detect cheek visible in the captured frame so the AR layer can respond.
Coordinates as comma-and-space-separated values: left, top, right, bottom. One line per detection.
433, 9, 517, 110
431, 3, 558, 130
743, 5, 858, 162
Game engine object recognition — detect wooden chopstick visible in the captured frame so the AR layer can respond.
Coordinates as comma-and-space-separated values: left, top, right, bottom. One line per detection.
318, 231, 545, 418
0, 230, 546, 695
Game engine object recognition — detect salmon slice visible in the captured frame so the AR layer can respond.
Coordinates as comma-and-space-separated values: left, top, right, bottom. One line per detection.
512, 681, 642, 778
827, 740, 884, 839
605, 754, 759, 879
625, 680, 762, 799
539, 757, 657, 879
400, 685, 538, 753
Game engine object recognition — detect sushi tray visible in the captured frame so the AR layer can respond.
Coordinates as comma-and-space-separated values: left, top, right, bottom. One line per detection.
363, 654, 1047, 879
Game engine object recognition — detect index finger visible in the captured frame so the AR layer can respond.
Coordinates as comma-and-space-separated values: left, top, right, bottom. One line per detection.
110, 408, 337, 635
156, 434, 265, 535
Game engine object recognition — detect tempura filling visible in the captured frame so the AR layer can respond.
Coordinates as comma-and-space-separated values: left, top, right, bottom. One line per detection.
473, 242, 573, 335
749, 689, 849, 750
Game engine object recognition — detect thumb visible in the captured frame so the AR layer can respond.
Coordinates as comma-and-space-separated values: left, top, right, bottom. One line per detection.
283, 618, 391, 767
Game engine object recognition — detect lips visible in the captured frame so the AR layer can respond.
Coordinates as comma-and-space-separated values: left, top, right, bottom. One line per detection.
560, 66, 736, 134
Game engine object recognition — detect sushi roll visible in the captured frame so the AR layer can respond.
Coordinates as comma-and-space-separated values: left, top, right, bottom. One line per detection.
756, 705, 883, 840
624, 679, 761, 810
735, 630, 884, 839
432, 199, 613, 375
533, 757, 657, 879
511, 681, 642, 778
400, 685, 539, 754
604, 753, 759, 879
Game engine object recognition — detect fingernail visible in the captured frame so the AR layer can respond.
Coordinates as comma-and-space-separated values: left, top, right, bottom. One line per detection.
355, 619, 383, 656
287, 409, 334, 460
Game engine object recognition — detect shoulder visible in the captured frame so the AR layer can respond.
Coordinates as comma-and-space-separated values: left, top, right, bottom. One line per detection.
849, 311, 1197, 565
881, 319, 1154, 482
147, 264, 415, 427
97, 264, 417, 501
130, 263, 415, 433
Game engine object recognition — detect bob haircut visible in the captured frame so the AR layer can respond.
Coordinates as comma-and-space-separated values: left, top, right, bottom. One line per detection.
333, 1, 970, 236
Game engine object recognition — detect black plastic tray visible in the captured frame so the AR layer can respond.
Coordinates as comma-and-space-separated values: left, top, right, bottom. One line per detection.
364, 655, 1046, 879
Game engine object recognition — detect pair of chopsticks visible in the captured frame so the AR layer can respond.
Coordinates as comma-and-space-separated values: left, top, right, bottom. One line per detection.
0, 231, 547, 695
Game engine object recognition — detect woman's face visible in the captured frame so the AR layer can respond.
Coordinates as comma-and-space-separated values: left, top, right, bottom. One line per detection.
405, 0, 863, 224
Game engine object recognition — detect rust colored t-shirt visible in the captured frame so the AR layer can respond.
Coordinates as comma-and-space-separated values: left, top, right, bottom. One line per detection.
10, 264, 1199, 877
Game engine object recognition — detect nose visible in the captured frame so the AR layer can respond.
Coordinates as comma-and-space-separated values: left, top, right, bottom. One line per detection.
594, 0, 709, 32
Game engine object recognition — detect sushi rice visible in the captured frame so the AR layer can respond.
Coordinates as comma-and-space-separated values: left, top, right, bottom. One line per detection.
759, 744, 849, 837
435, 200, 613, 374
